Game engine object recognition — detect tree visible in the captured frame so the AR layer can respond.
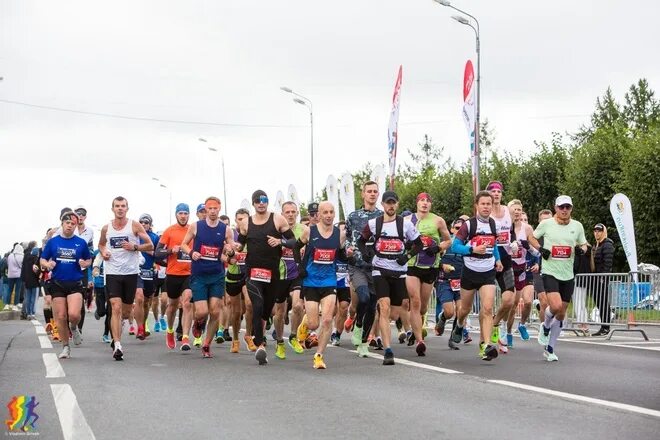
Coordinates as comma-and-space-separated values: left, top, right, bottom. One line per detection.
623, 78, 660, 137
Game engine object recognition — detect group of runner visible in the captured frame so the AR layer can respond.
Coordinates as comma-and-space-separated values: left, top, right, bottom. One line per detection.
38, 180, 588, 367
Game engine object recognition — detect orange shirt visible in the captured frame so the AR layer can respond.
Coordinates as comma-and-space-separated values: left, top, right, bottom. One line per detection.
159, 223, 192, 276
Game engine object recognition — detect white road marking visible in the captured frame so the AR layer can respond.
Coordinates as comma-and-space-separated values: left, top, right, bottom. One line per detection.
560, 339, 660, 352
31, 319, 41, 326
39, 335, 53, 349
51, 384, 96, 440
43, 353, 66, 378
35, 326, 46, 335
489, 380, 660, 418
345, 349, 462, 374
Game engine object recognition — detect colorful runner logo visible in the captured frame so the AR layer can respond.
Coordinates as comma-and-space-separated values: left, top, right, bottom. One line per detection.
5, 395, 39, 432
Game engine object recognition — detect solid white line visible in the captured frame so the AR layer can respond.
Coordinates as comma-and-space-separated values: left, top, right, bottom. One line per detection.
31, 319, 41, 326
39, 335, 53, 349
51, 384, 96, 440
347, 349, 462, 374
489, 380, 660, 419
35, 326, 46, 335
43, 353, 65, 378
560, 339, 660, 352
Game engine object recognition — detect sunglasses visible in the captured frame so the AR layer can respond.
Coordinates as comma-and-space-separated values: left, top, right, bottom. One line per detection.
139, 220, 151, 224
253, 196, 268, 204
557, 204, 572, 210
75, 210, 87, 216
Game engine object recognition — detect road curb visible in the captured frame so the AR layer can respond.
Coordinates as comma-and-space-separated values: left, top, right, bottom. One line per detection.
0, 310, 20, 321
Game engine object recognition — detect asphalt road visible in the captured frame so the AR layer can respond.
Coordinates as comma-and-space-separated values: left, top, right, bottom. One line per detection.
1, 310, 659, 440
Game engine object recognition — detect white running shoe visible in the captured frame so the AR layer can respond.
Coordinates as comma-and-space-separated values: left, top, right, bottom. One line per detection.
58, 345, 71, 359
543, 350, 559, 362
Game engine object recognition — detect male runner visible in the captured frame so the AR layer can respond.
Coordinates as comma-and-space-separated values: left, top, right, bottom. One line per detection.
97, 197, 154, 360
528, 195, 588, 361
450, 191, 503, 361
435, 218, 465, 350
533, 209, 553, 325
331, 221, 350, 346
135, 213, 160, 340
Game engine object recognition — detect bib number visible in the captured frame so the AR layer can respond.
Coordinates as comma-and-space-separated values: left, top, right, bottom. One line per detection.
200, 245, 220, 261
470, 235, 495, 253
250, 268, 272, 283
496, 230, 510, 245
375, 238, 404, 255
551, 246, 572, 259
420, 236, 436, 249
176, 251, 192, 263
450, 279, 461, 292
281, 247, 294, 260
109, 236, 129, 249
313, 248, 336, 264
235, 252, 247, 266
140, 269, 154, 280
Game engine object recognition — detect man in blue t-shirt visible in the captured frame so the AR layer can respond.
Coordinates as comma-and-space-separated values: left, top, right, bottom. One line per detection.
40, 211, 92, 360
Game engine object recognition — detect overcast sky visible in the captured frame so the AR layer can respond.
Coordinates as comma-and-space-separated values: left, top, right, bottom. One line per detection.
1, 0, 659, 251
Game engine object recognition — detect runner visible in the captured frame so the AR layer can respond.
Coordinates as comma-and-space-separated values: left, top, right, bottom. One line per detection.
40, 211, 92, 359
331, 221, 350, 346
134, 213, 160, 340
235, 190, 297, 365
152, 263, 167, 333
180, 196, 236, 358
345, 181, 383, 358
435, 218, 465, 350
91, 250, 111, 343
72, 206, 94, 338
358, 191, 423, 365
528, 195, 588, 361
98, 197, 154, 360
450, 190, 504, 361
154, 203, 194, 352
295, 201, 349, 368
225, 208, 252, 353
404, 192, 451, 355
532, 209, 553, 327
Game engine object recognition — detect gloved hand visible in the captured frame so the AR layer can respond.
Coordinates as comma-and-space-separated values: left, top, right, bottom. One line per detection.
521, 240, 530, 250
396, 254, 410, 266
541, 248, 551, 260
424, 245, 440, 257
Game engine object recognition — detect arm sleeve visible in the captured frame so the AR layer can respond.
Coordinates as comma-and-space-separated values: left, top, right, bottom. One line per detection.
154, 242, 169, 260
493, 244, 501, 262
450, 237, 472, 256
281, 229, 297, 248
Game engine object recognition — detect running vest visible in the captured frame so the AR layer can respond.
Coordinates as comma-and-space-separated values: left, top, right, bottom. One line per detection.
279, 223, 304, 280
227, 229, 247, 283
245, 213, 281, 283
463, 217, 497, 273
192, 220, 227, 276
408, 213, 441, 269
302, 225, 340, 288
105, 218, 139, 275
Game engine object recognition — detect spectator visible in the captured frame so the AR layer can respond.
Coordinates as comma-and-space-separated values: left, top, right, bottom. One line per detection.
592, 223, 615, 336
21, 247, 41, 319
3, 244, 24, 310
0, 252, 8, 308
573, 242, 593, 331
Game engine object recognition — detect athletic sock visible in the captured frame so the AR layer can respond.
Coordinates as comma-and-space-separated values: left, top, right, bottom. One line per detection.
548, 319, 562, 349
543, 306, 555, 329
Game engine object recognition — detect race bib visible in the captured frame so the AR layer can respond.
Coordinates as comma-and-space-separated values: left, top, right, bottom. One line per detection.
551, 246, 572, 259
496, 230, 510, 245
420, 236, 436, 249
313, 248, 336, 264
140, 268, 154, 280
281, 247, 294, 260
235, 252, 247, 266
176, 251, 192, 263
250, 268, 272, 283
200, 245, 220, 261
450, 279, 461, 292
56, 248, 76, 263
109, 236, 129, 249
336, 263, 348, 274
510, 245, 522, 259
375, 238, 404, 255
469, 235, 495, 253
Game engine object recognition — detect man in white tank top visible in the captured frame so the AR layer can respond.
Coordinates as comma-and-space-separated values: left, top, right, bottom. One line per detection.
98, 196, 154, 361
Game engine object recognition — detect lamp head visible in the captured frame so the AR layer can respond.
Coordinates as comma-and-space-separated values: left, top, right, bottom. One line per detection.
451, 15, 470, 25
280, 86, 293, 93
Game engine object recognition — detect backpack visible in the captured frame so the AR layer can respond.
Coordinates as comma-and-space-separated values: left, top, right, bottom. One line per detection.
373, 216, 405, 260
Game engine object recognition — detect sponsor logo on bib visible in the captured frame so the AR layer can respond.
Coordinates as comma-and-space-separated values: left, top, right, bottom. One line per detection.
375, 238, 404, 255
109, 236, 129, 249
313, 248, 336, 264
281, 247, 294, 260
200, 245, 220, 261
235, 252, 246, 265
420, 235, 436, 248
496, 230, 510, 245
470, 235, 495, 252
250, 268, 272, 283
551, 245, 572, 259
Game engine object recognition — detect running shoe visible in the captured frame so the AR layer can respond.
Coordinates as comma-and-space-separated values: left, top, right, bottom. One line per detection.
369, 337, 377, 348
416, 341, 427, 356
176, 333, 183, 342
313, 353, 326, 369
136, 325, 146, 341
166, 331, 176, 350
406, 331, 416, 346
58, 345, 71, 359
215, 330, 225, 344
498, 339, 509, 354
543, 349, 559, 362
192, 319, 204, 339
436, 313, 447, 336
537, 323, 550, 346
491, 326, 500, 344
507, 333, 514, 348
462, 328, 472, 344
51, 325, 60, 342
193, 336, 203, 347
297, 316, 309, 343
223, 328, 232, 342
201, 345, 213, 359
287, 337, 304, 354
71, 327, 83, 346
356, 343, 369, 358
144, 324, 151, 337
265, 317, 272, 331
275, 342, 286, 360
451, 325, 463, 344
330, 332, 340, 346
375, 337, 384, 351
305, 334, 319, 349
113, 346, 124, 361
382, 350, 395, 366
128, 324, 136, 336
255, 347, 268, 365
231, 340, 240, 353
351, 325, 363, 347
448, 338, 460, 350
344, 316, 354, 332
159, 317, 167, 331
398, 331, 407, 344
102, 334, 112, 343
271, 329, 277, 341
244, 335, 257, 352
518, 323, 530, 341
154, 321, 161, 333
478, 342, 486, 358
180, 336, 191, 352
482, 344, 498, 361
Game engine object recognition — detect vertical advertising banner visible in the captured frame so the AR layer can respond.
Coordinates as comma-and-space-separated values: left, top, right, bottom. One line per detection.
387, 65, 403, 190
462, 60, 477, 196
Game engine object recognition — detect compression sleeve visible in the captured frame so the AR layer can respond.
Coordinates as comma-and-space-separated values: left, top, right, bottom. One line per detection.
451, 237, 472, 256
493, 244, 501, 262
281, 229, 297, 249
154, 243, 168, 260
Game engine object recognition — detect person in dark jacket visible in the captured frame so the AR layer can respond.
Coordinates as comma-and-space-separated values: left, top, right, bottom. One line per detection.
592, 223, 615, 336
573, 242, 593, 331
20, 247, 42, 319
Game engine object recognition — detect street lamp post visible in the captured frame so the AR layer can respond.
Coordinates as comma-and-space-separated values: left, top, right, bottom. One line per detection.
198, 138, 228, 216
434, 0, 481, 194
280, 86, 314, 202
152, 177, 172, 224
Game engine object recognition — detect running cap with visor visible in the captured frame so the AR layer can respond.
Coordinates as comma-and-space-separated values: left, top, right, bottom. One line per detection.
593, 223, 605, 231
555, 195, 573, 206
307, 202, 319, 214
382, 191, 399, 203
196, 203, 206, 213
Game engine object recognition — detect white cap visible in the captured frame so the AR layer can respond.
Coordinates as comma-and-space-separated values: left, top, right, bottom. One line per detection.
555, 195, 573, 206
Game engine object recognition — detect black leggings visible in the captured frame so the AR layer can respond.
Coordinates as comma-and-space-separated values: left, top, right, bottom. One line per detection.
94, 287, 112, 336
246, 279, 279, 347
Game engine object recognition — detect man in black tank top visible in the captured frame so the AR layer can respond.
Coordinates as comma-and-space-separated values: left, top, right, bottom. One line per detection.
235, 190, 297, 365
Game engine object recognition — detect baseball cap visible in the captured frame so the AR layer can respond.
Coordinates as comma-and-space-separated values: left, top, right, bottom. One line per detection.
451, 219, 465, 229
196, 203, 206, 213
382, 191, 399, 203
416, 192, 432, 203
60, 211, 80, 224
307, 202, 319, 214
175, 203, 190, 214
593, 223, 605, 231
555, 195, 573, 206
60, 207, 73, 220
251, 190, 268, 203
486, 181, 503, 191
